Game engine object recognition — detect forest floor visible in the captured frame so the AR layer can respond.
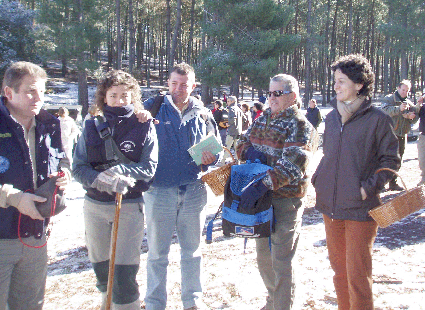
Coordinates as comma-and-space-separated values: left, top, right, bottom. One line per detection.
38, 71, 425, 309
42, 139, 425, 310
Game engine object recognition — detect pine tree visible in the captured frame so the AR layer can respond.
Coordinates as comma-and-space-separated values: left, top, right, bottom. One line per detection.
198, 0, 300, 98
0, 1, 37, 70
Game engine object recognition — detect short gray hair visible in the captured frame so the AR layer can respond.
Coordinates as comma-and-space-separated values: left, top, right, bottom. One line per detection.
228, 95, 237, 104
270, 74, 302, 107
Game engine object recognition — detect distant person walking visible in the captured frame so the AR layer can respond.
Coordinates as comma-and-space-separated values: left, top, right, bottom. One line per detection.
305, 99, 322, 129
381, 80, 419, 191
241, 103, 252, 134
212, 99, 228, 144
223, 95, 243, 162
58, 107, 80, 166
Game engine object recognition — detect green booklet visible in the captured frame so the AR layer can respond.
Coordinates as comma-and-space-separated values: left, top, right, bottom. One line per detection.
188, 133, 223, 165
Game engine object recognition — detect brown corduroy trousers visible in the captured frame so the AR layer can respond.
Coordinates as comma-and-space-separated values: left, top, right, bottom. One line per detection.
323, 214, 378, 310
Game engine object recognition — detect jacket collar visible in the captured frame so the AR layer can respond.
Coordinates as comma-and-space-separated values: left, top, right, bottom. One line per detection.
263, 104, 298, 119
330, 96, 372, 122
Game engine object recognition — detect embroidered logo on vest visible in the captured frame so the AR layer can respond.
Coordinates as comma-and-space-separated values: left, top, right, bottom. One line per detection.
120, 141, 135, 153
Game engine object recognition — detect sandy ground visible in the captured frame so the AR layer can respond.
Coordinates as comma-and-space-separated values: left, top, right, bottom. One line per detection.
40, 136, 425, 310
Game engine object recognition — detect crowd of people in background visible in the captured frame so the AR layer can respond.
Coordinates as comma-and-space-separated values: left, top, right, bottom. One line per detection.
1, 55, 425, 310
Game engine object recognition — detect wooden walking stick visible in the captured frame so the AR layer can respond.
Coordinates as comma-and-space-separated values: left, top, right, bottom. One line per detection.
105, 193, 123, 310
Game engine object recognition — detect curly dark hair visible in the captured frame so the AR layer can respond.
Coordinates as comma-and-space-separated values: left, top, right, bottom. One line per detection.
94, 70, 142, 113
331, 54, 375, 97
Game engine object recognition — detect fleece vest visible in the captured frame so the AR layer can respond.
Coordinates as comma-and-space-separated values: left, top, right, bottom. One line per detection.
84, 115, 151, 202
0, 103, 64, 239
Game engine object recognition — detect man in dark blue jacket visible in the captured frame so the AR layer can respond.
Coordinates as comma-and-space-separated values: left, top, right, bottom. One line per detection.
0, 62, 71, 310
306, 99, 322, 129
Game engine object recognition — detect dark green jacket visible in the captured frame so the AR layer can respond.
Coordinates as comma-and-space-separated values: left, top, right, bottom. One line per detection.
381, 92, 419, 136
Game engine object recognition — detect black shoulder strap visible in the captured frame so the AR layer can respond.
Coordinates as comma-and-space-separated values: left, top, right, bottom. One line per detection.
94, 116, 134, 165
150, 95, 165, 118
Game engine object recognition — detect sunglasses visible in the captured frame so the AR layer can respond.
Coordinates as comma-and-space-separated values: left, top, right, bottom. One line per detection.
267, 90, 293, 97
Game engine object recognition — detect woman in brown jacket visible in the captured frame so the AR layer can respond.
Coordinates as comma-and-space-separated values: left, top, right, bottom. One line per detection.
312, 54, 400, 310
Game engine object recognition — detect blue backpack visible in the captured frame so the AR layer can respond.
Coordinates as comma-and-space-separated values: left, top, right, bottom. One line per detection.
206, 161, 274, 243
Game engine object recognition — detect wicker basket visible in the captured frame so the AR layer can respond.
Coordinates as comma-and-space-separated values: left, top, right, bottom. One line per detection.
368, 168, 425, 228
201, 147, 237, 196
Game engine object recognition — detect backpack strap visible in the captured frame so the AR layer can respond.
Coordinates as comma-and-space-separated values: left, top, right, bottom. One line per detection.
94, 116, 134, 167
149, 95, 165, 118
206, 202, 223, 244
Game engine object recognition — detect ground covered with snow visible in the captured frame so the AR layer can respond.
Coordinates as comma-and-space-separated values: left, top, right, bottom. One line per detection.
42, 137, 425, 310
39, 77, 425, 309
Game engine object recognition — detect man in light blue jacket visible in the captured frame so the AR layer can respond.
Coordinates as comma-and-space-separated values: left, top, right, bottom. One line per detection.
142, 63, 220, 310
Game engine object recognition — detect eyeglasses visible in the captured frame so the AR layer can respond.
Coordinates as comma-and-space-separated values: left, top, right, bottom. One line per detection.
267, 90, 293, 97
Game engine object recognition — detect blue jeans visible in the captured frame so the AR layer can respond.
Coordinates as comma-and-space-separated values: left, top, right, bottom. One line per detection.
144, 181, 208, 310
255, 197, 304, 310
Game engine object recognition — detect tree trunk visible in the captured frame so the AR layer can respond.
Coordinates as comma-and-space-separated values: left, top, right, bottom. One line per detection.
78, 69, 89, 117
136, 21, 142, 69
146, 23, 151, 88
328, 0, 340, 102
169, 0, 182, 72
187, 0, 196, 65
347, 0, 353, 54
115, 0, 121, 69
159, 22, 165, 85
304, 0, 313, 108
76, 0, 89, 116
321, 0, 331, 105
128, 0, 135, 73
165, 0, 172, 76
107, 18, 113, 69
61, 58, 68, 77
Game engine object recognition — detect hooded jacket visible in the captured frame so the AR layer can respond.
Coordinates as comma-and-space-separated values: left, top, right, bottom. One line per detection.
143, 95, 219, 187
312, 97, 401, 221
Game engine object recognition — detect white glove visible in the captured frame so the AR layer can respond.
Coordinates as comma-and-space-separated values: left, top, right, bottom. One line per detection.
5, 187, 46, 220
91, 169, 136, 195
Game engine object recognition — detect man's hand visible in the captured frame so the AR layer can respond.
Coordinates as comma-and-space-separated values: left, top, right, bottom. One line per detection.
136, 110, 159, 124
418, 96, 424, 106
400, 102, 408, 112
245, 147, 267, 164
402, 112, 416, 120
201, 151, 216, 165
6, 188, 45, 220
